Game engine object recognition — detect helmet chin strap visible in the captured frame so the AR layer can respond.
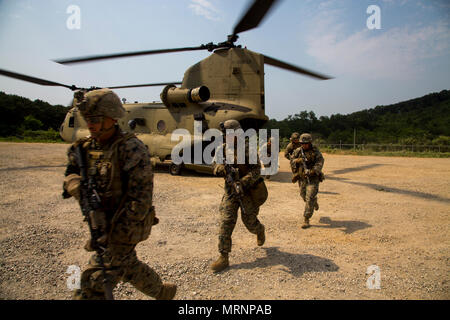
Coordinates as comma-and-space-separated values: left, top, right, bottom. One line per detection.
100, 119, 116, 134
93, 119, 116, 140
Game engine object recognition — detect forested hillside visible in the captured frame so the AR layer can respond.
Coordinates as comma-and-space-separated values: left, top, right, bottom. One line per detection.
264, 90, 450, 145
0, 89, 449, 146
0, 91, 69, 136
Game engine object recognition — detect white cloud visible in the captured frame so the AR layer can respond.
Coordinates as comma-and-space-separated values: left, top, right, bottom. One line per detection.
305, 12, 450, 80
188, 0, 220, 21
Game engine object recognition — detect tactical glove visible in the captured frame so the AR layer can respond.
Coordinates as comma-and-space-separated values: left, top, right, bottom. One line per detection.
292, 173, 301, 183
213, 164, 226, 177
239, 176, 252, 190
233, 180, 244, 195
63, 174, 81, 200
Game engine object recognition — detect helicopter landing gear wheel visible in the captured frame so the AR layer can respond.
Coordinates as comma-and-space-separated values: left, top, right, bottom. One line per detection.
169, 163, 182, 176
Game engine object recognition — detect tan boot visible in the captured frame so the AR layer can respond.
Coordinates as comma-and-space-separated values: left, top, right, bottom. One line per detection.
301, 217, 311, 229
155, 283, 177, 300
211, 253, 229, 272
257, 225, 265, 246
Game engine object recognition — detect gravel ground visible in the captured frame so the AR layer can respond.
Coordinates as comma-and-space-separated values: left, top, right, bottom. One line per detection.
0, 142, 449, 300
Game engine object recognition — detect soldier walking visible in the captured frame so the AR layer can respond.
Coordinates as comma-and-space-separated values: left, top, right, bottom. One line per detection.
210, 120, 268, 272
63, 88, 176, 300
290, 133, 324, 229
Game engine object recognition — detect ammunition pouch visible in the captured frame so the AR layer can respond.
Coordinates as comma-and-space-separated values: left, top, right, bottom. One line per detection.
249, 178, 268, 207
109, 205, 156, 245
311, 172, 325, 182
289, 159, 297, 170
309, 169, 324, 182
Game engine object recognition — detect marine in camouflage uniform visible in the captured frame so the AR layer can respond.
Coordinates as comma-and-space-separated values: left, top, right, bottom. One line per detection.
284, 132, 302, 173
62, 88, 176, 300
210, 120, 268, 272
290, 133, 324, 229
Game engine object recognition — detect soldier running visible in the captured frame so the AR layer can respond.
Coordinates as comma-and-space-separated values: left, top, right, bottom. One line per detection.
290, 133, 325, 229
210, 120, 268, 272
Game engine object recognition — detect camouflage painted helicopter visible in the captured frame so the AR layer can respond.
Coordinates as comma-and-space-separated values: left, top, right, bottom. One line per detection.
0, 0, 331, 175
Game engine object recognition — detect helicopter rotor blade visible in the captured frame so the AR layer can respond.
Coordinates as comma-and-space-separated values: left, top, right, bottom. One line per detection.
54, 0, 281, 65
54, 46, 208, 65
0, 68, 79, 90
0, 68, 182, 92
262, 55, 333, 80
108, 82, 182, 89
232, 0, 280, 35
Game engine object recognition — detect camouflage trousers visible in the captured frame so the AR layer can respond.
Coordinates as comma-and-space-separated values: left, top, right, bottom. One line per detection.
298, 176, 320, 219
73, 244, 162, 300
218, 191, 264, 254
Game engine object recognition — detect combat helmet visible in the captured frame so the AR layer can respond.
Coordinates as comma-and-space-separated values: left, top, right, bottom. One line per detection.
300, 133, 313, 144
290, 132, 300, 141
222, 119, 242, 130
74, 88, 125, 120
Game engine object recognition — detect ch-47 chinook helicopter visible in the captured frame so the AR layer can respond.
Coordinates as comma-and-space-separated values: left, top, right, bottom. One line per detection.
0, 0, 331, 175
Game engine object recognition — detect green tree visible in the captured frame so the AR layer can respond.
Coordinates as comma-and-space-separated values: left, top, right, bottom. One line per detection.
23, 115, 43, 131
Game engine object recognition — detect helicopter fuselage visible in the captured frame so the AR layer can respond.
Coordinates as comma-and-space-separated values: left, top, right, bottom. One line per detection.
60, 48, 269, 165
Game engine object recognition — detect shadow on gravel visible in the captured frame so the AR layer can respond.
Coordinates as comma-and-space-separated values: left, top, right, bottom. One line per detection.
230, 247, 339, 276
326, 175, 450, 204
330, 163, 384, 175
266, 171, 292, 183
316, 216, 371, 234
268, 163, 385, 184
319, 191, 340, 195
0, 164, 66, 172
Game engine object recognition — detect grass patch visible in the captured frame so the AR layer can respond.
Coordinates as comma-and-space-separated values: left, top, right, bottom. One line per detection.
0, 137, 67, 143
0, 129, 67, 143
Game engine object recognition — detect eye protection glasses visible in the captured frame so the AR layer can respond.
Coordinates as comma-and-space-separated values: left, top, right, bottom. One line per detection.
85, 116, 104, 124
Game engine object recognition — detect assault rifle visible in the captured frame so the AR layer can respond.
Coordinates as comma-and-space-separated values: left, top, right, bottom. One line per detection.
219, 122, 246, 215
299, 147, 311, 184
75, 144, 114, 300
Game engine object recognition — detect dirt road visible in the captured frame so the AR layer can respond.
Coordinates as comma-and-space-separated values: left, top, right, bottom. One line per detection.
0, 142, 449, 300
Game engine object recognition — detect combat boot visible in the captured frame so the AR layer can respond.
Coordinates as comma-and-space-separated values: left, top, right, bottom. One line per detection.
301, 217, 311, 229
257, 225, 265, 246
84, 239, 95, 252
210, 253, 229, 272
155, 283, 177, 300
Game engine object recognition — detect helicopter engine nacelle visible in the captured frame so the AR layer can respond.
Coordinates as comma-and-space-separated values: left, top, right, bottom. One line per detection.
160, 85, 210, 108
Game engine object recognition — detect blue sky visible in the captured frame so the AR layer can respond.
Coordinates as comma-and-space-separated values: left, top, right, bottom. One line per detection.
0, 0, 449, 120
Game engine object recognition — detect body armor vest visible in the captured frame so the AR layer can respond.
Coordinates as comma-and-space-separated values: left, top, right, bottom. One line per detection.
303, 147, 318, 169
221, 142, 254, 180
84, 132, 135, 216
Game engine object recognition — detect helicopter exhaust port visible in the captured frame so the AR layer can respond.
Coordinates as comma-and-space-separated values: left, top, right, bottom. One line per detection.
161, 85, 210, 108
